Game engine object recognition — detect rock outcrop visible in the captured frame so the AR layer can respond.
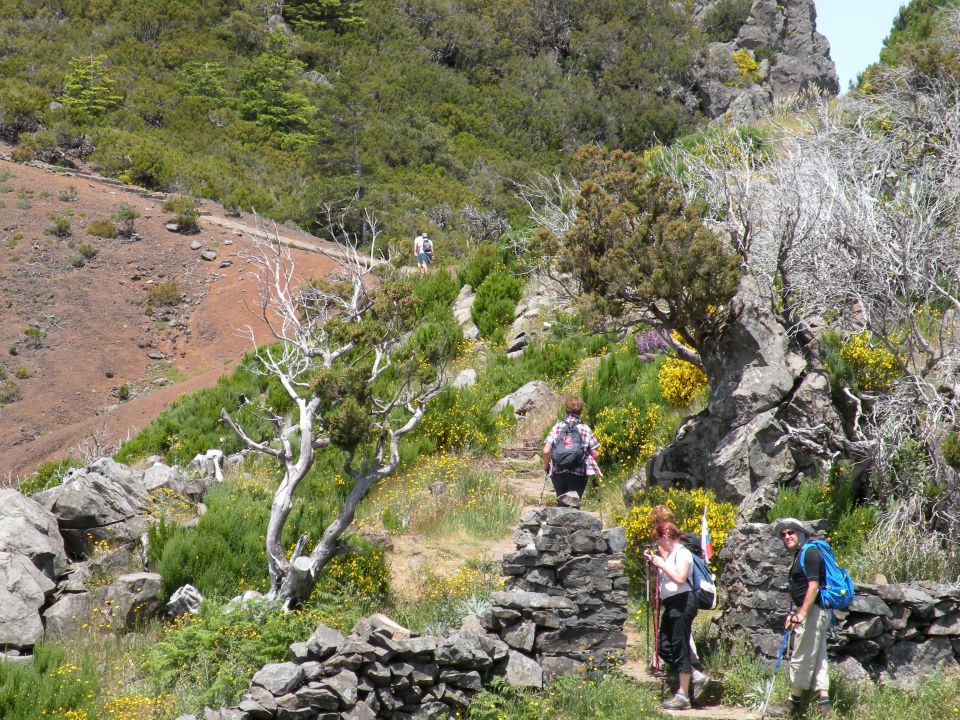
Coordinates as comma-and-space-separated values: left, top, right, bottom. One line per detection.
693, 0, 839, 123
636, 276, 844, 520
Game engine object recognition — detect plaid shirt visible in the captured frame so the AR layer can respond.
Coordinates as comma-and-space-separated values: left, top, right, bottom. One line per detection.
544, 415, 601, 476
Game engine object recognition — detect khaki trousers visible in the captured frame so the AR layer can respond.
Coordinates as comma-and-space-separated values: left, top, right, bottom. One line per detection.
789, 602, 830, 692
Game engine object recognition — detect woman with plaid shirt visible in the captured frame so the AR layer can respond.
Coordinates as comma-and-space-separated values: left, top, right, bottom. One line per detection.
541, 396, 600, 506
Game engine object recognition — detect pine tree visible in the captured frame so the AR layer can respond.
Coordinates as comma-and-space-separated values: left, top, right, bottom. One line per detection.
60, 55, 123, 117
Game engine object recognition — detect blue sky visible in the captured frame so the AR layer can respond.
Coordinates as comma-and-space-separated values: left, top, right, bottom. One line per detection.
813, 0, 907, 91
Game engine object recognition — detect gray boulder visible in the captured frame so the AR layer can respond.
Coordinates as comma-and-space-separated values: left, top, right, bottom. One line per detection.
493, 381, 560, 418
0, 489, 68, 580
0, 551, 55, 649
692, 0, 838, 121
34, 461, 150, 556
43, 592, 93, 640
96, 572, 164, 630
452, 284, 480, 340
167, 583, 204, 616
452, 369, 477, 389
503, 650, 543, 688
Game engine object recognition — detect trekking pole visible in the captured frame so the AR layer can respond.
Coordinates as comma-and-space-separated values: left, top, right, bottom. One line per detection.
538, 470, 548, 508
759, 626, 791, 720
652, 563, 661, 674
645, 562, 651, 668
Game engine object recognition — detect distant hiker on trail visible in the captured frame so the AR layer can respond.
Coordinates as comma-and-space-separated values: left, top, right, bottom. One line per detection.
644, 521, 709, 711
541, 396, 599, 508
414, 231, 433, 274
766, 518, 833, 718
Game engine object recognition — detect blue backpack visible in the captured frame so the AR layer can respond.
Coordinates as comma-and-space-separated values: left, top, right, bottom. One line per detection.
800, 540, 855, 610
688, 553, 718, 610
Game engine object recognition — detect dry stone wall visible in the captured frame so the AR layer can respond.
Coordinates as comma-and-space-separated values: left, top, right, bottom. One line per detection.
717, 521, 960, 689
203, 507, 628, 720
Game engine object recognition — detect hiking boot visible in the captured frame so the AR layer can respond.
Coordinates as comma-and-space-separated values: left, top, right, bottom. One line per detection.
816, 699, 834, 718
691, 672, 711, 704
764, 696, 802, 718
661, 692, 691, 711
556, 491, 581, 508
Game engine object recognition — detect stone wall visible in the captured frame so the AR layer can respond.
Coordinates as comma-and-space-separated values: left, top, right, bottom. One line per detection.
717, 521, 960, 689
203, 507, 628, 720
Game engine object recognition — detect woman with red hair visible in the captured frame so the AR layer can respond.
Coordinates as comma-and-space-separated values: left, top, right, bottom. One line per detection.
644, 521, 708, 710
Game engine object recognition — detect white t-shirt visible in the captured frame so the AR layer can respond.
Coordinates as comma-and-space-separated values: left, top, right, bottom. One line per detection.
659, 546, 693, 599
414, 234, 423, 254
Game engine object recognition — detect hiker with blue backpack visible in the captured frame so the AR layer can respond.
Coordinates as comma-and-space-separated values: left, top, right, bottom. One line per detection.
765, 517, 853, 719
541, 396, 600, 508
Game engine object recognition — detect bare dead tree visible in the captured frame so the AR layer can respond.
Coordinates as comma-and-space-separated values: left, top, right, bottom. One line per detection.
222, 213, 445, 608
663, 60, 960, 494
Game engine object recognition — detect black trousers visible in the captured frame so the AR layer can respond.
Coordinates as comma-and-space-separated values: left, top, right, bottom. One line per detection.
551, 470, 588, 498
658, 590, 702, 675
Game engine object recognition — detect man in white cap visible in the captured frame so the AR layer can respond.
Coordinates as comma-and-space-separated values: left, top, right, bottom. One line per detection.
766, 517, 833, 718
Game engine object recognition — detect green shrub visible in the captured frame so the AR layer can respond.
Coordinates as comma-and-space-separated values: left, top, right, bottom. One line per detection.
142, 592, 368, 715
6, 345, 14, 355
14, 365, 29, 379
162, 195, 200, 234
17, 457, 83, 496
45, 213, 71, 238
458, 244, 502, 289
115, 355, 284, 464
942, 432, 960, 470
146, 279, 182, 307
77, 242, 98, 259
702, 0, 752, 43
412, 270, 459, 320
23, 325, 43, 348
58, 185, 78, 202
0, 642, 101, 720
767, 464, 878, 566
471, 268, 522, 339
69, 255, 86, 268
113, 204, 139, 237
0, 379, 20, 405
117, 383, 130, 401
85, 218, 117, 238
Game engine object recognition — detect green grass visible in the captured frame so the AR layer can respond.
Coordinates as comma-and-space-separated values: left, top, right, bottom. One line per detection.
410, 466, 521, 541
0, 643, 101, 720
467, 674, 668, 720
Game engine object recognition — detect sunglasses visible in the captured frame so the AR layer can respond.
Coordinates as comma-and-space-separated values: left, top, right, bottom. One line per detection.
780, 529, 797, 538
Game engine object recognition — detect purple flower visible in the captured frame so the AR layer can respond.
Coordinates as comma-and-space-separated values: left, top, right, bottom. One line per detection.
635, 330, 669, 362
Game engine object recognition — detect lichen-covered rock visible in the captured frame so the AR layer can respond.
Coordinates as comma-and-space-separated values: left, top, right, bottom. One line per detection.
0, 489, 68, 580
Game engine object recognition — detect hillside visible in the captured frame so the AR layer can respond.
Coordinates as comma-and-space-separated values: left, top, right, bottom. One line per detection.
0, 0, 838, 247
0, 149, 343, 479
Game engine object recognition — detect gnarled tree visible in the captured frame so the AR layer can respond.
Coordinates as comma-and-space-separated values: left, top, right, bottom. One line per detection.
222, 210, 446, 607
535, 145, 743, 368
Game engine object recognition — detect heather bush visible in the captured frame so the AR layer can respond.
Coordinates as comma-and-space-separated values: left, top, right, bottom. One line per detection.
45, 212, 71, 238
471, 268, 523, 339
146, 280, 182, 307
943, 432, 960, 470
85, 217, 117, 238
703, 0, 752, 42
0, 643, 101, 720
0, 379, 20, 405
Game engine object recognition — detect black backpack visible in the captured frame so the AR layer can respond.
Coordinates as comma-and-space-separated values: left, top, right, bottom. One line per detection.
681, 532, 705, 560
422, 237, 433, 254
550, 419, 588, 474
